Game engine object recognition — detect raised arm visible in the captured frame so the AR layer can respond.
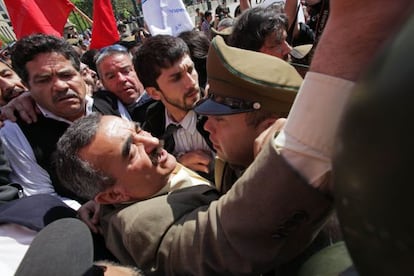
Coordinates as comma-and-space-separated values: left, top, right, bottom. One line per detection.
275, 0, 414, 193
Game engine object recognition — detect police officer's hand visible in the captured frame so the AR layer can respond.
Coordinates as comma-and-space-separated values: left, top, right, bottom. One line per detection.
254, 118, 286, 157
177, 149, 213, 174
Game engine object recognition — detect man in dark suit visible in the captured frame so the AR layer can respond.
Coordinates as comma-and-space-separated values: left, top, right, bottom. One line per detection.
92, 44, 153, 124
133, 35, 215, 180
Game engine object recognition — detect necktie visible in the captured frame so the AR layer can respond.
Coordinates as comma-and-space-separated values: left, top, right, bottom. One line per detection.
162, 124, 181, 153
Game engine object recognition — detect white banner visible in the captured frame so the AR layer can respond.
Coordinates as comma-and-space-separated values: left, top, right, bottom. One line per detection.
142, 0, 194, 36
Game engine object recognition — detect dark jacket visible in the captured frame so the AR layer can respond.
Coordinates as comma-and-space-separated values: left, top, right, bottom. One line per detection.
92, 90, 155, 124
0, 138, 21, 203
16, 116, 80, 201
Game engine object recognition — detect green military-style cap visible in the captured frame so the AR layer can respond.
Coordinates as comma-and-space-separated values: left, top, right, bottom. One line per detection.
195, 36, 302, 116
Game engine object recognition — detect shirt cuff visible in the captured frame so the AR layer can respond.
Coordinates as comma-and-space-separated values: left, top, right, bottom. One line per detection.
275, 72, 355, 189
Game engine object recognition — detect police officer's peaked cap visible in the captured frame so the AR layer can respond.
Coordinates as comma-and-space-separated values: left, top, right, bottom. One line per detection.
195, 36, 302, 117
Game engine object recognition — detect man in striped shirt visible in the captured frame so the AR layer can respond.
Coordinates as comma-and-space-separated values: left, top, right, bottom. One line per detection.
133, 35, 215, 181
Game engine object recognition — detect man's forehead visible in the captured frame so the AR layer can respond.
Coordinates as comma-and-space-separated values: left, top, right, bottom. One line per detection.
160, 54, 192, 75
177, 54, 192, 67
100, 116, 134, 137
0, 61, 11, 71
25, 53, 76, 84
31, 52, 70, 64
99, 53, 131, 67
27, 53, 74, 73
99, 55, 132, 73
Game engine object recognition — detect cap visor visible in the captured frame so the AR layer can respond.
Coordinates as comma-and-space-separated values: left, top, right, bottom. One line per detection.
195, 98, 249, 115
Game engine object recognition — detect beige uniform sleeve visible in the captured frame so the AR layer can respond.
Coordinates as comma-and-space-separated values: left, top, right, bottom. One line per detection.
161, 137, 333, 275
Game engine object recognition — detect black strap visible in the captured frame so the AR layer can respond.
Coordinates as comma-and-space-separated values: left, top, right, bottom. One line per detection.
161, 124, 182, 153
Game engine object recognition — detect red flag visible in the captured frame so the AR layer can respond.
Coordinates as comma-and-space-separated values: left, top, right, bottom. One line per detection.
89, 0, 120, 49
4, 0, 74, 39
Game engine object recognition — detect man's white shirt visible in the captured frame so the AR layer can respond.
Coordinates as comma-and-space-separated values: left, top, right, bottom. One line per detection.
0, 96, 94, 210
165, 109, 212, 157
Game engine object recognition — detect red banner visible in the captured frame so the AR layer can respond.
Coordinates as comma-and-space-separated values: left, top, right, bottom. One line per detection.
4, 0, 74, 39
89, 0, 120, 50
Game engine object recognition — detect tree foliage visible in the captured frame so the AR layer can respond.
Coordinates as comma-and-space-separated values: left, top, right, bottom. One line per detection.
69, 0, 138, 19
71, 0, 93, 18
68, 0, 140, 32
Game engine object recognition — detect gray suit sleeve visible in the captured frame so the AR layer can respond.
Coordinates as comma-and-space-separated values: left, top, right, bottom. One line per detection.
161, 137, 333, 275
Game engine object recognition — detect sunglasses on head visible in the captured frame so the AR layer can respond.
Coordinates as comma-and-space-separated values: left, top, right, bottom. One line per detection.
95, 44, 128, 63
98, 44, 127, 54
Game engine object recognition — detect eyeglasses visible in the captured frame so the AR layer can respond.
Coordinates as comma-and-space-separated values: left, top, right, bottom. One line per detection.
95, 44, 128, 64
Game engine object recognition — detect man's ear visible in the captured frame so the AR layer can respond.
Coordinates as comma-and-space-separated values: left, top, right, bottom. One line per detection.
146, 87, 162, 100
94, 187, 131, 204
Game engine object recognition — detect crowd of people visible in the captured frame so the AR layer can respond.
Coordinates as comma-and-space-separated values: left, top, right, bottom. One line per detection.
0, 0, 413, 275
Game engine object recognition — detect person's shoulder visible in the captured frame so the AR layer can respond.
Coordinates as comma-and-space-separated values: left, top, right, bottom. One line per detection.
169, 184, 218, 198
0, 194, 76, 231
0, 120, 23, 136
92, 89, 118, 101
145, 100, 165, 115
129, 95, 156, 124
136, 93, 156, 108
103, 185, 218, 226
92, 90, 120, 114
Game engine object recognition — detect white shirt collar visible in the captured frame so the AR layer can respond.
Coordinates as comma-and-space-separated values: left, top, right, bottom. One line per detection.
164, 109, 197, 135
152, 164, 212, 197
117, 99, 132, 120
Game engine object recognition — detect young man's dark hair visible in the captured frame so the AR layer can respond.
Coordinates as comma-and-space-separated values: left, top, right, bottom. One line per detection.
132, 34, 214, 180
178, 30, 210, 88
133, 35, 189, 90
11, 34, 81, 83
